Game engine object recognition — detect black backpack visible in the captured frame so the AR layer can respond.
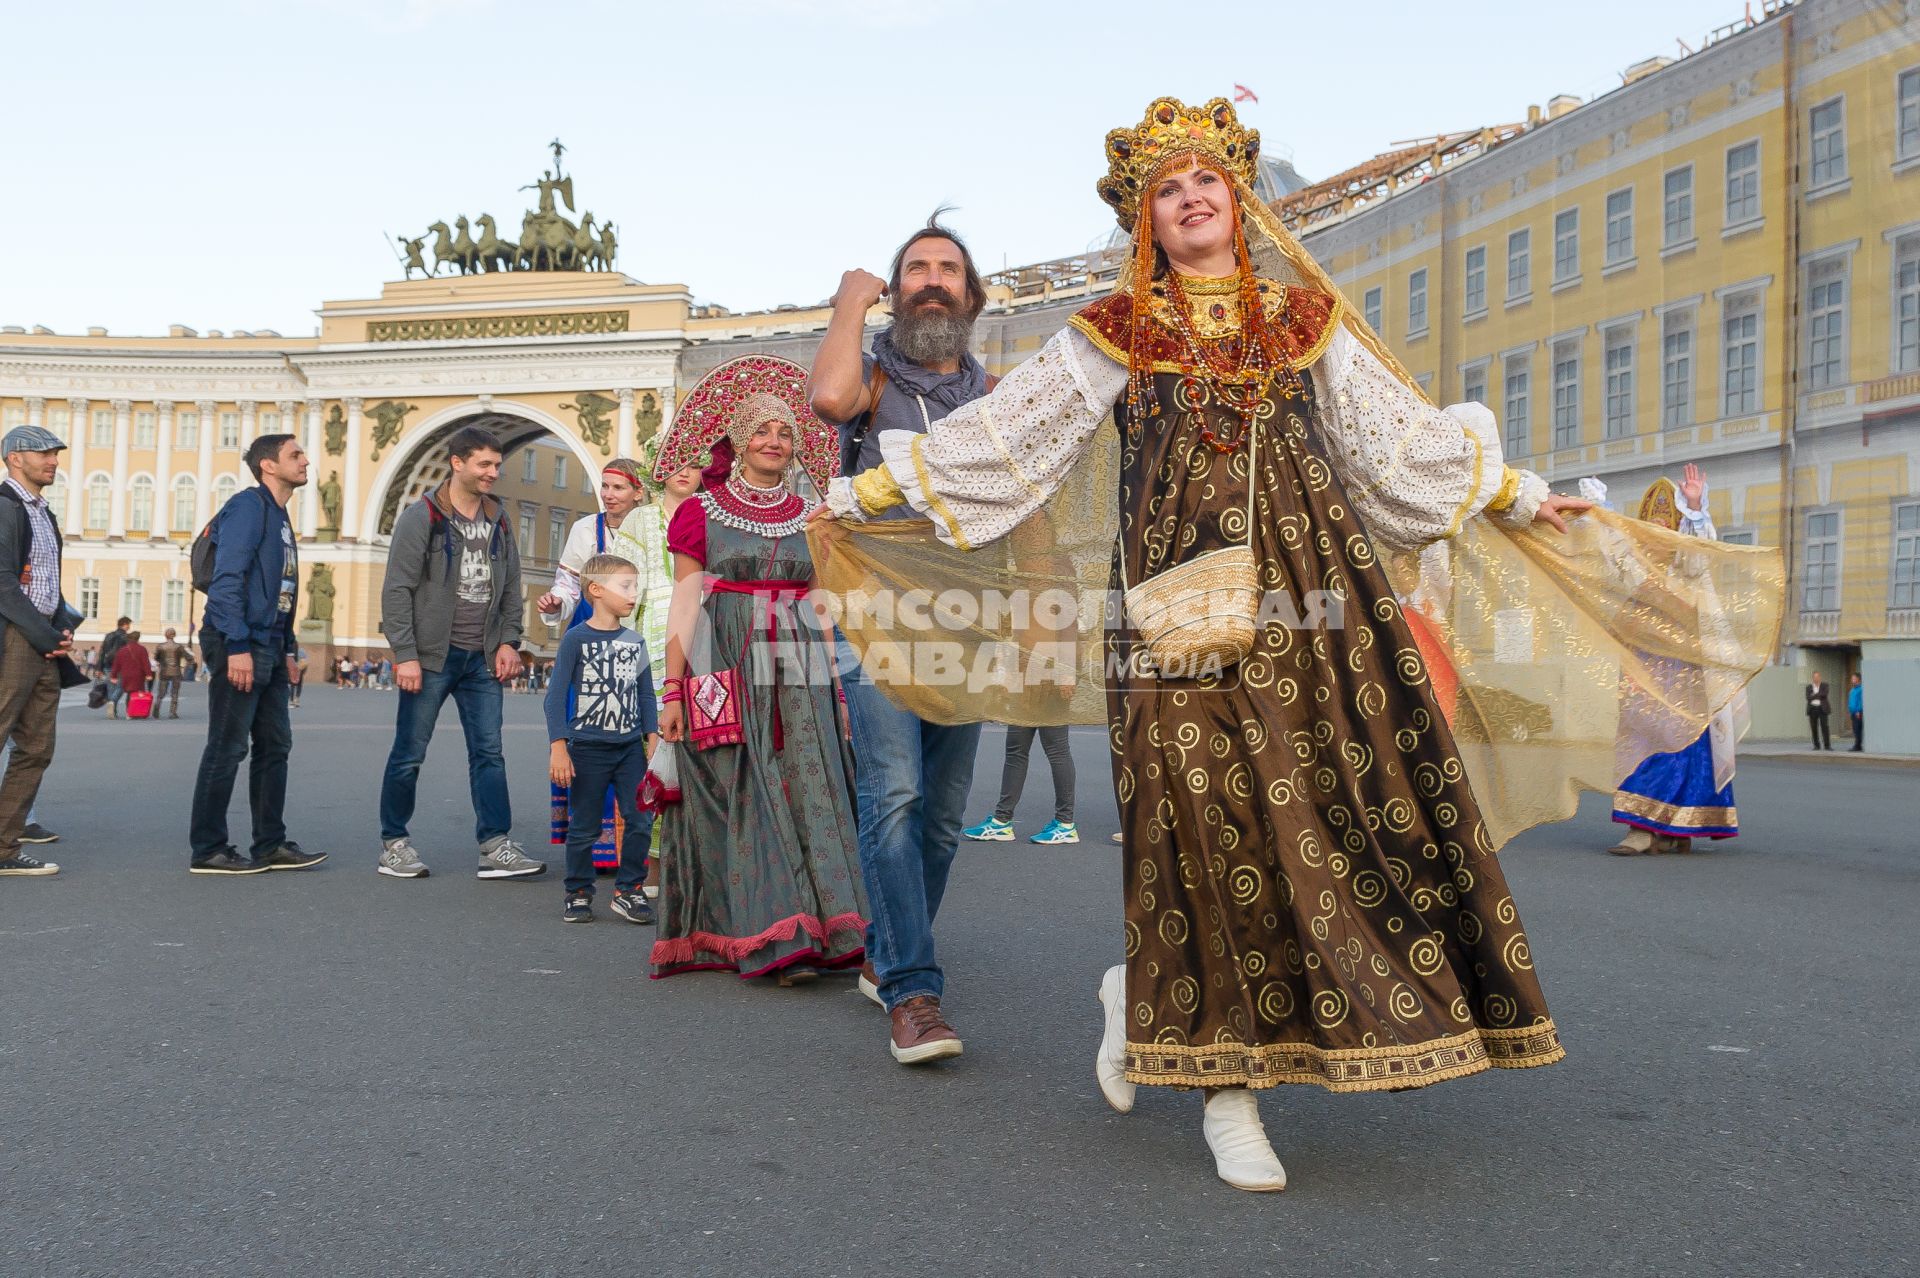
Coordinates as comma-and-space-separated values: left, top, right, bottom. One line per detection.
190, 488, 264, 594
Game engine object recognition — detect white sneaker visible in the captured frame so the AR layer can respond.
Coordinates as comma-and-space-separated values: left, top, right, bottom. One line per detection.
1202, 1089, 1287, 1192
1095, 964, 1135, 1114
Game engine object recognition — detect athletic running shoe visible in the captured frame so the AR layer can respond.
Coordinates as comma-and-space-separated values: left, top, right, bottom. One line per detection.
563, 893, 594, 923
962, 816, 1014, 842
1029, 820, 1080, 845
609, 890, 655, 925
378, 837, 429, 879
477, 837, 546, 880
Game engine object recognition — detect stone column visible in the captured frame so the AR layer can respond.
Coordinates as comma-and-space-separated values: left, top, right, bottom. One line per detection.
301, 400, 323, 539
275, 400, 300, 529
616, 388, 636, 460
108, 398, 131, 538
237, 400, 257, 486
342, 397, 363, 539
656, 385, 675, 439
64, 397, 88, 531
195, 399, 217, 527
24, 397, 43, 428
153, 400, 174, 538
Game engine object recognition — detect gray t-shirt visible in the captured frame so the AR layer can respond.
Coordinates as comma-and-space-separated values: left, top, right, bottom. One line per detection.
449, 512, 493, 652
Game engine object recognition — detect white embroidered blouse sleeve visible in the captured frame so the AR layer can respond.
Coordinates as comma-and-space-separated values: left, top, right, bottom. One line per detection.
1309, 326, 1548, 551
547, 516, 596, 622
824, 328, 1126, 550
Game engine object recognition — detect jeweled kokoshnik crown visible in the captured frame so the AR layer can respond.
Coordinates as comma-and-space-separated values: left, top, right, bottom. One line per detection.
1098, 96, 1262, 228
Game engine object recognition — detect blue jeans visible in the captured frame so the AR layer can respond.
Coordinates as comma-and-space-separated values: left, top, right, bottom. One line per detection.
379, 646, 510, 844
563, 738, 651, 895
842, 649, 982, 1009
189, 631, 293, 860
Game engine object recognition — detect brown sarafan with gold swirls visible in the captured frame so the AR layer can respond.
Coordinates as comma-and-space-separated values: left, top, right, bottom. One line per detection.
1085, 280, 1565, 1093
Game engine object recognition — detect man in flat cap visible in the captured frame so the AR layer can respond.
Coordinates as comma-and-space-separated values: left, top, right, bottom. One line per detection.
0, 425, 83, 876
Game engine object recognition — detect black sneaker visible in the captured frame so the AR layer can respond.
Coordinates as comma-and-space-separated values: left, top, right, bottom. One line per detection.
609, 890, 655, 925
18, 823, 58, 845
256, 842, 327, 871
0, 851, 59, 876
189, 849, 269, 875
563, 893, 594, 923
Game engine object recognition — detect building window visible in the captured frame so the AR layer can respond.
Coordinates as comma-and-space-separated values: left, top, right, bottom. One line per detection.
213, 474, 238, 511
1661, 311, 1695, 429
1603, 329, 1635, 438
1663, 166, 1694, 246
1503, 355, 1531, 459
128, 476, 154, 531
79, 577, 99, 621
1900, 69, 1920, 161
522, 449, 539, 483
1553, 209, 1579, 283
519, 502, 537, 551
1605, 188, 1634, 265
1462, 362, 1488, 408
1896, 233, 1920, 373
548, 509, 566, 560
119, 577, 144, 622
1805, 257, 1849, 391
1406, 268, 1428, 336
172, 476, 197, 531
163, 579, 187, 624
1551, 340, 1581, 449
1722, 293, 1761, 415
260, 411, 280, 435
1803, 510, 1841, 612
86, 475, 111, 531
1464, 246, 1487, 316
1, 407, 21, 431
1363, 286, 1383, 334
1891, 501, 1920, 609
91, 409, 114, 447
553, 454, 569, 490
46, 474, 65, 515
1725, 141, 1760, 225
218, 412, 239, 448
48, 406, 69, 441
1808, 98, 1846, 190
176, 411, 198, 449
1507, 229, 1531, 300
134, 411, 156, 448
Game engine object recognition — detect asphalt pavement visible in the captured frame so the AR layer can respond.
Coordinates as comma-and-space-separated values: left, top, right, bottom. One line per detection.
2, 684, 1912, 1277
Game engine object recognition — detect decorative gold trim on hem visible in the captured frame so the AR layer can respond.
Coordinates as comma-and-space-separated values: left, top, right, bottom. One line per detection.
909, 435, 973, 552
851, 465, 906, 515
1611, 792, 1738, 829
1485, 466, 1521, 513
1122, 1021, 1565, 1094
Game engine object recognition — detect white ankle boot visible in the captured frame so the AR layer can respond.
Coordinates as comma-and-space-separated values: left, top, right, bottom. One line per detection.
1095, 964, 1136, 1114
1202, 1088, 1287, 1192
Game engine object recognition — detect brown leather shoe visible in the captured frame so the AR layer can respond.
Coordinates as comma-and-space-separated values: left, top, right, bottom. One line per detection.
889, 995, 964, 1065
857, 961, 884, 1008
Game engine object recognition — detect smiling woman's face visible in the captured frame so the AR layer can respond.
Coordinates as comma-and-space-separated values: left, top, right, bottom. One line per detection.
1148, 158, 1235, 272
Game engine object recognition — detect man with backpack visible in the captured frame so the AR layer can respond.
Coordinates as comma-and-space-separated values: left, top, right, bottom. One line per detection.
97, 615, 131, 716
375, 425, 539, 881
186, 433, 326, 876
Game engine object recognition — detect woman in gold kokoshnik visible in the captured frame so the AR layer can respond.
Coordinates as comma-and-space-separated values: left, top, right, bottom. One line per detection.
815, 97, 1779, 1191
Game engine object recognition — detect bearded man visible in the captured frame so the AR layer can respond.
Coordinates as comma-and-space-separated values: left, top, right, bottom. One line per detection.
808, 217, 991, 1067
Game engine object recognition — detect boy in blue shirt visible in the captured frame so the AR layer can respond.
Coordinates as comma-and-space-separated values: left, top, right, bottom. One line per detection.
546, 553, 658, 923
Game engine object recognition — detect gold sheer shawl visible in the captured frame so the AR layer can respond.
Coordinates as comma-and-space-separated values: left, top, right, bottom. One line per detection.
809, 177, 1784, 851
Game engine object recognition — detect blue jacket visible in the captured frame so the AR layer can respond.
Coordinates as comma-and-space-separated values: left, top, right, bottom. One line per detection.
205, 486, 297, 660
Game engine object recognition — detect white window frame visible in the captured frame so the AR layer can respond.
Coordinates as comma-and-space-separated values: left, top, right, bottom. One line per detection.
128, 474, 155, 531
1463, 245, 1487, 318
79, 577, 100, 621
518, 502, 538, 551
1659, 306, 1697, 430
552, 454, 569, 490
1890, 499, 1920, 610
1553, 208, 1581, 286
172, 476, 197, 532
547, 508, 567, 561
1662, 164, 1695, 251
1898, 67, 1920, 167
1502, 350, 1533, 460
1461, 358, 1490, 409
1714, 280, 1770, 417
1724, 139, 1762, 232
1801, 508, 1842, 613
134, 410, 156, 448
163, 579, 187, 625
521, 449, 539, 483
1601, 322, 1636, 439
90, 409, 114, 448
213, 474, 238, 511
1551, 337, 1582, 450
119, 576, 144, 623
1893, 230, 1920, 374
218, 412, 240, 449
1363, 285, 1383, 335
0, 407, 22, 432
1506, 229, 1531, 303
48, 406, 69, 441
175, 410, 198, 449
1406, 267, 1429, 338
1604, 187, 1635, 270
1808, 95, 1848, 195
1804, 252, 1850, 392
85, 472, 112, 531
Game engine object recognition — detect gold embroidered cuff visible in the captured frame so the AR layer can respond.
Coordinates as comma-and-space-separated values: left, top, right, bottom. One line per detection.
1486, 467, 1521, 514
852, 466, 906, 515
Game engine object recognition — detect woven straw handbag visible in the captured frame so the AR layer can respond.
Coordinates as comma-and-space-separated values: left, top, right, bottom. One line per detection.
1120, 425, 1261, 676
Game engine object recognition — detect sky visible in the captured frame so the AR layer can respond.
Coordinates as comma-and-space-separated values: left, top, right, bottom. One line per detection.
0, 0, 1765, 337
